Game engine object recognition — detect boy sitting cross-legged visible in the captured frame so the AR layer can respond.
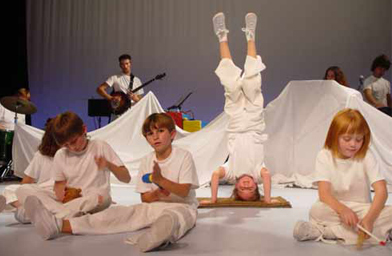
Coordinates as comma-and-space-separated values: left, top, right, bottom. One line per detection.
24, 113, 199, 253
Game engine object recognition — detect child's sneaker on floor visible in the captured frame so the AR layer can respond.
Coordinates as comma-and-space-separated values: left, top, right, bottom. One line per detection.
0, 195, 6, 213
213, 12, 229, 42
135, 212, 178, 252
242, 12, 257, 41
24, 195, 61, 240
293, 220, 323, 241
14, 207, 30, 224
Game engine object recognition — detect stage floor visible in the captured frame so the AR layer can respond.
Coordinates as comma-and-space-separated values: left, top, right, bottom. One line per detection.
0, 183, 391, 256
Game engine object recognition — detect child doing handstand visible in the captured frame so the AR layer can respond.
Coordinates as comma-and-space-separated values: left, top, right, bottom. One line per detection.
201, 12, 272, 205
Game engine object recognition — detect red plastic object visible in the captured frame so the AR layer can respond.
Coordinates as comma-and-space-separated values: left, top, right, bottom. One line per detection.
166, 111, 183, 129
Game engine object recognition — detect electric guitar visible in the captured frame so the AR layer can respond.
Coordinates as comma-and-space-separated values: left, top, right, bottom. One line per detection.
110, 73, 166, 115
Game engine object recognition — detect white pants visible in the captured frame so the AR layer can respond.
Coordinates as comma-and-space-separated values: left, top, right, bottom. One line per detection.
1, 182, 53, 212
16, 184, 111, 220
310, 201, 392, 244
70, 202, 197, 243
2, 184, 21, 206
215, 56, 267, 177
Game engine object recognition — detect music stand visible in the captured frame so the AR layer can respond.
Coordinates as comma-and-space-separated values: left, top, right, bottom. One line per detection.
167, 92, 193, 111
88, 99, 111, 128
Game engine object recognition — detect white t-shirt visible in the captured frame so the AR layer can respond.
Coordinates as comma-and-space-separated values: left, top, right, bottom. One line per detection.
363, 75, 391, 106
24, 151, 54, 185
53, 139, 124, 196
313, 149, 384, 203
220, 151, 265, 185
0, 103, 25, 130
105, 74, 144, 100
136, 146, 199, 209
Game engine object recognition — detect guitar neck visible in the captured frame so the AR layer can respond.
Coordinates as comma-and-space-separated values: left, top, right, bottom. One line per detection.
130, 78, 156, 93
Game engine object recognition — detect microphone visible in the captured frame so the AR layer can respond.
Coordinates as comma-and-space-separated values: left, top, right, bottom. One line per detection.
358, 75, 365, 90
359, 75, 364, 85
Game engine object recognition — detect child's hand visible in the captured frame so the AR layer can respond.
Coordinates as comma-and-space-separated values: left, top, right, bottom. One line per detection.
199, 199, 214, 206
358, 219, 374, 239
152, 161, 164, 184
339, 206, 359, 228
128, 92, 139, 102
95, 156, 108, 170
264, 198, 279, 204
157, 188, 170, 197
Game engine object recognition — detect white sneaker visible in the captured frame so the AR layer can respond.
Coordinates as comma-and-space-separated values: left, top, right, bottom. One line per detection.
14, 207, 30, 224
213, 12, 229, 42
0, 195, 6, 213
242, 12, 257, 41
24, 196, 60, 240
135, 212, 178, 252
293, 220, 322, 241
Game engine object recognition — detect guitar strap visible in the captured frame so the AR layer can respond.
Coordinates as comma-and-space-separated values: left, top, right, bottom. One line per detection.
129, 74, 135, 91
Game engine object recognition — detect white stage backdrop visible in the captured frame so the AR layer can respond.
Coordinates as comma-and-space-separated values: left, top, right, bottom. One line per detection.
13, 81, 392, 187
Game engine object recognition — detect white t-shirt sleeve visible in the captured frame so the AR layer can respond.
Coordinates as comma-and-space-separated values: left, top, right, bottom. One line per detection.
24, 152, 42, 180
313, 149, 332, 186
52, 150, 67, 182
364, 151, 385, 185
105, 75, 115, 87
363, 76, 373, 91
178, 151, 199, 189
100, 141, 124, 167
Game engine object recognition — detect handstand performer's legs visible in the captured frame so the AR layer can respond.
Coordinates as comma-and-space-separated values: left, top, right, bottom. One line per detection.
213, 12, 242, 114
241, 13, 265, 107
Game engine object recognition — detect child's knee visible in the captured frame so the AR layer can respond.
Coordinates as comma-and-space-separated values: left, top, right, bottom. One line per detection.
310, 201, 337, 221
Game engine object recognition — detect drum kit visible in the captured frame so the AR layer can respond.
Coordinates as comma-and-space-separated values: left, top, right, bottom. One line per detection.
0, 96, 37, 181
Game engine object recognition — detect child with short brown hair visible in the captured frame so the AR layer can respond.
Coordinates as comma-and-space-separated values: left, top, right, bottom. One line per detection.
21, 111, 130, 236
24, 112, 199, 253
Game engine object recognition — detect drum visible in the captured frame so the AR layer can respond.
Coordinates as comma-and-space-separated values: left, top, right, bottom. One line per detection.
0, 129, 14, 163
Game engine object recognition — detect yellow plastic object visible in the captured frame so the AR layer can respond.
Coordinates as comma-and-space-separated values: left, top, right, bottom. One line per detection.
183, 120, 202, 132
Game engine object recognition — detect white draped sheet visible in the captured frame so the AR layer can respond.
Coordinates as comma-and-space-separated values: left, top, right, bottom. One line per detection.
265, 80, 392, 188
12, 92, 229, 186
12, 82, 392, 187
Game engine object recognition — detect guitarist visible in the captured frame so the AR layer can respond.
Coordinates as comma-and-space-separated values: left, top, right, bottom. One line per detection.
96, 54, 144, 118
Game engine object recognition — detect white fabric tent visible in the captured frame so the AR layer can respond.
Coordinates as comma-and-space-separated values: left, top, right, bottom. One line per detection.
265, 80, 392, 188
12, 92, 229, 186
12, 81, 392, 187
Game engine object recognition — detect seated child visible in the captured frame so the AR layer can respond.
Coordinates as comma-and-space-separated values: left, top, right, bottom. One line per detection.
201, 12, 272, 205
0, 118, 59, 223
24, 113, 199, 253
293, 108, 392, 244
19, 111, 130, 222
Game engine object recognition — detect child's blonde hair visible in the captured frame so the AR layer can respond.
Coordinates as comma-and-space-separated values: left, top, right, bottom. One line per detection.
52, 111, 85, 146
231, 186, 261, 201
324, 108, 371, 160
142, 113, 176, 137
